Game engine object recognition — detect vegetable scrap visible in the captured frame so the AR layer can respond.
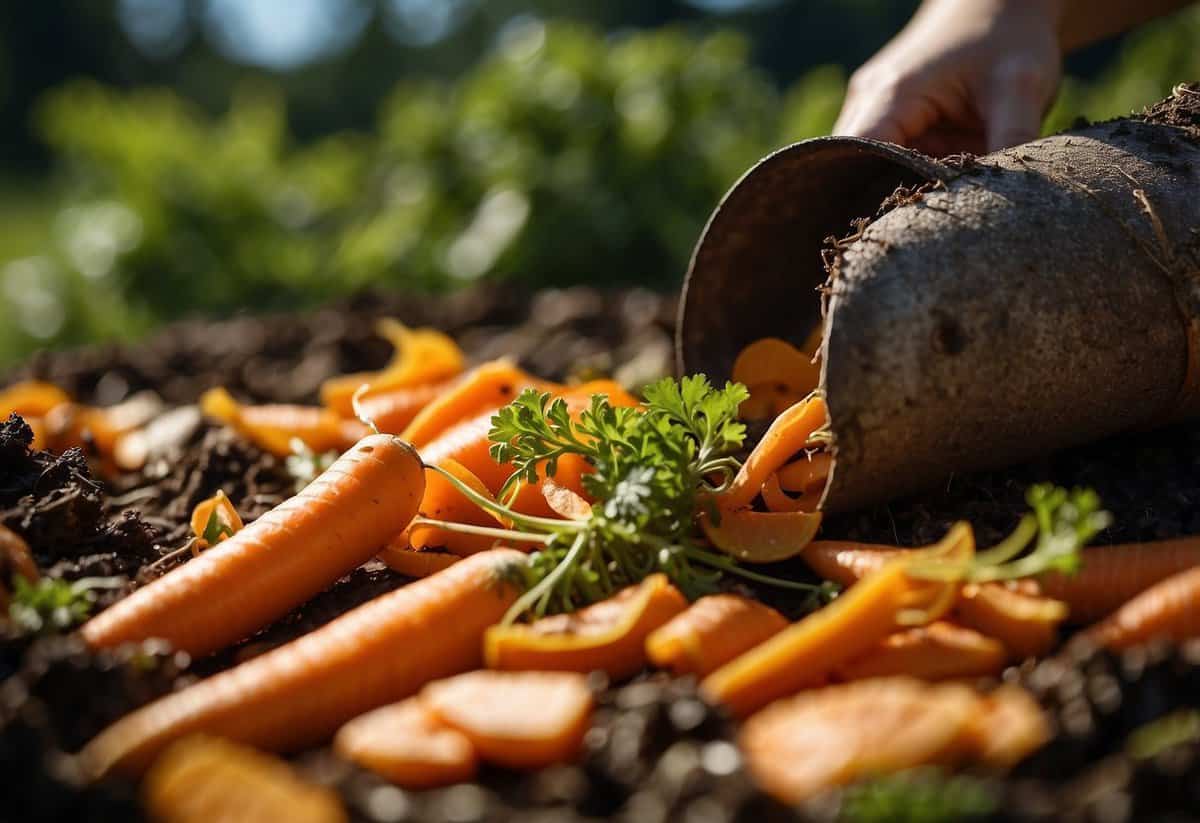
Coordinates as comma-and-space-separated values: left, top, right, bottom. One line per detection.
334, 698, 478, 789
645, 593, 788, 677
143, 735, 348, 823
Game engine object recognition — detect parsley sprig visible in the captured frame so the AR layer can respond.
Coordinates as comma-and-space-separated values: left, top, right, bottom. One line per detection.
418, 376, 824, 624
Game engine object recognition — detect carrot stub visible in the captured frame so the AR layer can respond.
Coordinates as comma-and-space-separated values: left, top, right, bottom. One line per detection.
702, 523, 973, 718
334, 698, 477, 789
81, 548, 527, 778
422, 670, 593, 770
485, 574, 688, 679
645, 594, 788, 677
143, 736, 347, 823
81, 434, 425, 658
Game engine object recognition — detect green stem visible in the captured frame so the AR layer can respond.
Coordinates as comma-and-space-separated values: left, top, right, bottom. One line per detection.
425, 464, 584, 533
972, 515, 1038, 568
502, 531, 588, 625
408, 517, 552, 545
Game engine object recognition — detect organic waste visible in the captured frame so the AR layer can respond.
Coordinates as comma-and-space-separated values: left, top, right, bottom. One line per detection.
1, 287, 1199, 823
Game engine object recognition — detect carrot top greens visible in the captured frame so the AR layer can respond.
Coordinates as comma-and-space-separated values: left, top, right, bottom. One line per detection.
420, 376, 829, 624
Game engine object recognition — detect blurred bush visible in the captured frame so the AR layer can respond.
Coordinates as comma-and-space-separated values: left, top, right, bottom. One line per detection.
3, 8, 1197, 367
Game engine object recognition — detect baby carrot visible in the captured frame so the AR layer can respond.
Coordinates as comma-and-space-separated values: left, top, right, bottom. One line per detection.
81, 548, 527, 778
401, 361, 551, 448
717, 394, 828, 511
334, 698, 477, 789
81, 434, 424, 658
645, 594, 788, 677
1038, 537, 1200, 622
1082, 565, 1200, 649
143, 736, 348, 823
422, 670, 593, 770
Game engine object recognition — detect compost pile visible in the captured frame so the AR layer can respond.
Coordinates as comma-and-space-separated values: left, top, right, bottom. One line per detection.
4, 284, 1200, 823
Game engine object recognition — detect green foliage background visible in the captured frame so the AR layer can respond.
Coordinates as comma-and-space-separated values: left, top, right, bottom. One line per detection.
1, 5, 1198, 367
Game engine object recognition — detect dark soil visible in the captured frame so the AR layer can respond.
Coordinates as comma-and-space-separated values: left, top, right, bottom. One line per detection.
2, 283, 1199, 821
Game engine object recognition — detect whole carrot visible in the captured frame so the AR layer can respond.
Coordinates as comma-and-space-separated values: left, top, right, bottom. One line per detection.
81, 434, 424, 658
81, 548, 527, 779
1082, 565, 1200, 650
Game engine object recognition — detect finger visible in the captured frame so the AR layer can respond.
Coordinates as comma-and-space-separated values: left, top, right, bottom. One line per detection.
833, 83, 931, 147
983, 65, 1047, 151
910, 126, 987, 158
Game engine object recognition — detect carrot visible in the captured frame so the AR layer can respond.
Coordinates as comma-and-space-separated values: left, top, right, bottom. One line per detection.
739, 383, 808, 421
485, 573, 688, 679
378, 541, 461, 578
717, 394, 828, 511
112, 406, 204, 472
321, 320, 465, 417
835, 621, 1008, 682
422, 670, 592, 770
701, 508, 823, 563
80, 548, 526, 778
26, 416, 48, 451
1081, 565, 1200, 649
353, 380, 451, 434
805, 540, 1065, 659
201, 387, 366, 457
401, 361, 551, 448
701, 523, 972, 718
0, 380, 71, 419
44, 391, 162, 456
645, 594, 788, 677
143, 735, 348, 823
81, 434, 424, 658
334, 698, 476, 789
189, 490, 245, 549
776, 453, 832, 494
962, 685, 1050, 769
409, 458, 506, 556
955, 583, 1066, 660
739, 678, 980, 804
1038, 537, 1200, 622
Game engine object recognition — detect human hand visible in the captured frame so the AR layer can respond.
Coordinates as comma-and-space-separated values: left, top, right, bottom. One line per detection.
833, 0, 1063, 155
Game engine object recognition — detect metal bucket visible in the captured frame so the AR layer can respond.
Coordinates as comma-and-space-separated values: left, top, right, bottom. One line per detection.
677, 85, 1200, 512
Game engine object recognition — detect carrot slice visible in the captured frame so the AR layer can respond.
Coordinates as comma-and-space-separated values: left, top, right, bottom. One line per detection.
1038, 537, 1200, 622
701, 507, 823, 563
717, 394, 828, 511
739, 678, 979, 804
189, 490, 245, 550
334, 698, 476, 789
410, 458, 505, 556
776, 453, 832, 494
143, 736, 347, 823
485, 574, 688, 679
0, 380, 71, 419
378, 540, 461, 578
321, 321, 465, 417
354, 380, 451, 435
422, 670, 592, 770
200, 387, 364, 457
1082, 565, 1200, 649
82, 434, 425, 658
962, 685, 1050, 769
701, 523, 973, 718
645, 594, 788, 677
81, 549, 526, 778
955, 583, 1066, 660
835, 621, 1008, 682
731, 338, 819, 397
402, 361, 552, 448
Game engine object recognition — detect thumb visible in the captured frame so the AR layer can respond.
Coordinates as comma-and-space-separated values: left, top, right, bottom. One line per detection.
982, 65, 1047, 152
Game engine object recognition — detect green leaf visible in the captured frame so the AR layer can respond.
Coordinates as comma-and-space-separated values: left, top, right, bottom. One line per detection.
201, 508, 234, 545
8, 576, 112, 635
